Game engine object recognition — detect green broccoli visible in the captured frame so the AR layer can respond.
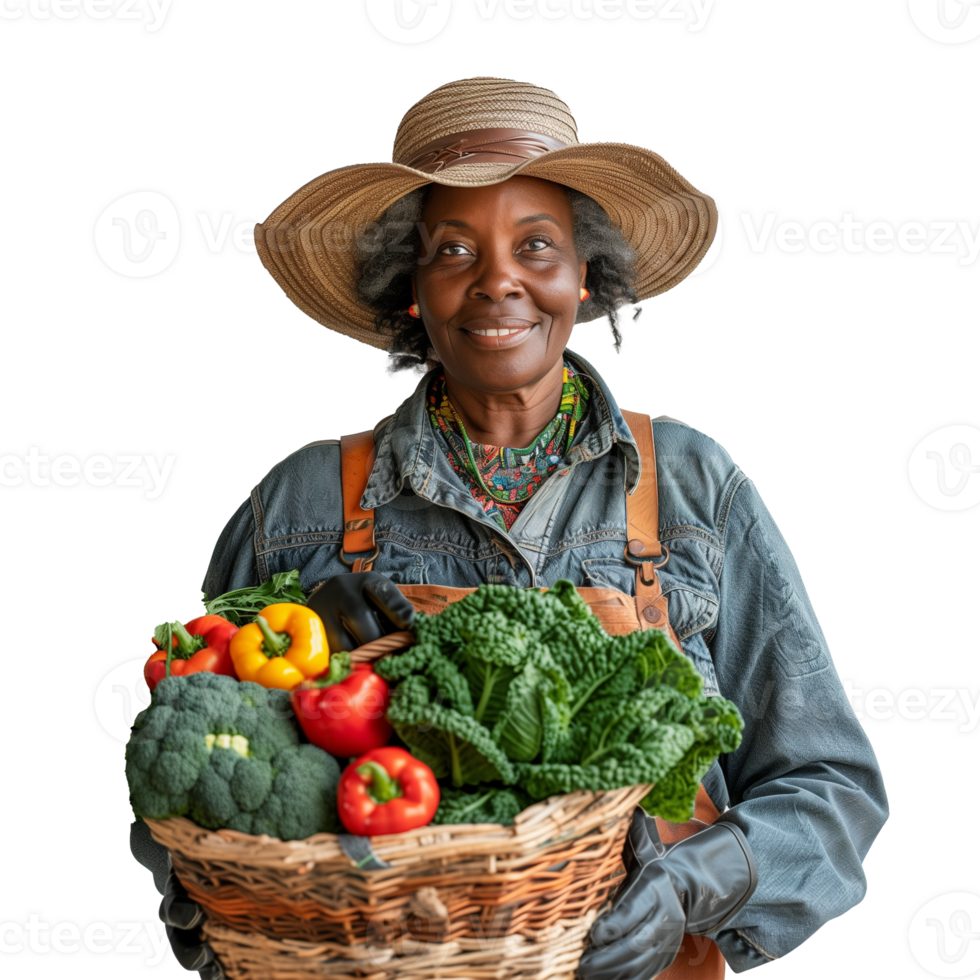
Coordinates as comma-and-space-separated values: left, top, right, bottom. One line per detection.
126, 672, 341, 840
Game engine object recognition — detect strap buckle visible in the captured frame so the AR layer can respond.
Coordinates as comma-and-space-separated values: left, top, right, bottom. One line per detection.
339, 545, 380, 568
623, 543, 670, 585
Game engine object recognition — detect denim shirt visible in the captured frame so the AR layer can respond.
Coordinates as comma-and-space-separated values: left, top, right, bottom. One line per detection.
203, 350, 888, 972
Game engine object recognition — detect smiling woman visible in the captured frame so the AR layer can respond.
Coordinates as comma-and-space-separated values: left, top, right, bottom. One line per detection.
153, 76, 891, 980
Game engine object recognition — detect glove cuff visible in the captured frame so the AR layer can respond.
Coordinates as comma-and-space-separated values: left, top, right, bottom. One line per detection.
664, 821, 758, 935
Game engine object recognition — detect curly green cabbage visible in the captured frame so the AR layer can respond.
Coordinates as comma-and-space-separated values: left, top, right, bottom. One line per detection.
377, 580, 743, 823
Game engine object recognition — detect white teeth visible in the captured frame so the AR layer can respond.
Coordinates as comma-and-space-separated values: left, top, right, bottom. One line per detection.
470, 328, 523, 336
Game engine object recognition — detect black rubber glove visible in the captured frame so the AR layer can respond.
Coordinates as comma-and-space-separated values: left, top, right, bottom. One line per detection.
578, 808, 757, 980
131, 820, 224, 979
306, 571, 415, 652
161, 871, 224, 978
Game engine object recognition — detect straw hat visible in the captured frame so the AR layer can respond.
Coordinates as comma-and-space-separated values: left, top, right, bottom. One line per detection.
255, 77, 716, 350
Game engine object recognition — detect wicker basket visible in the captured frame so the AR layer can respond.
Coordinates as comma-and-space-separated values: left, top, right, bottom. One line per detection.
146, 783, 648, 980
143, 619, 655, 979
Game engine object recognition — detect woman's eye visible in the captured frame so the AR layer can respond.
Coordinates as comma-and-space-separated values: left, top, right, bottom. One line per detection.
439, 243, 472, 256
523, 238, 551, 252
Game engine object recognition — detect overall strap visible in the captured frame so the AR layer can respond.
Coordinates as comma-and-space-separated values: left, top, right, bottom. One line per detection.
620, 411, 672, 634
340, 430, 378, 572
620, 412, 724, 979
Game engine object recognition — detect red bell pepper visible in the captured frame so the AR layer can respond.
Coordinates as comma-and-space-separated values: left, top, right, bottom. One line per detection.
291, 652, 393, 758
337, 747, 440, 836
144, 614, 239, 692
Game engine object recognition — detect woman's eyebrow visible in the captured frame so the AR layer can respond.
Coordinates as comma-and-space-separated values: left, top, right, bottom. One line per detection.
432, 213, 561, 229
516, 213, 561, 227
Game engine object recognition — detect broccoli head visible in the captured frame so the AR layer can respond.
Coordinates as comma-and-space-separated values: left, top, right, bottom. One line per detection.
126, 672, 341, 839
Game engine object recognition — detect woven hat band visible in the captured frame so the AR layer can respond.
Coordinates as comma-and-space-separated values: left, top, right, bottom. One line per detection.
398, 128, 569, 174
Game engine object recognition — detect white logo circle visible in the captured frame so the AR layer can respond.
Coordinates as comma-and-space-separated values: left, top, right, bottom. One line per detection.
94, 191, 180, 277
689, 215, 723, 277
909, 0, 980, 44
94, 658, 152, 742
909, 893, 980, 977
365, 0, 452, 43
909, 425, 980, 511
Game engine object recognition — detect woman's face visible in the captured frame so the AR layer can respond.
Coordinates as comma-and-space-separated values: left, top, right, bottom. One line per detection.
413, 176, 586, 393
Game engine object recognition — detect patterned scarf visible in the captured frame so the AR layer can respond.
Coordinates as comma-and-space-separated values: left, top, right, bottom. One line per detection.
427, 362, 590, 531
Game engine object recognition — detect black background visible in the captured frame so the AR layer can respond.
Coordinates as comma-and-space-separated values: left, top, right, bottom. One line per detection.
0, 0, 980, 977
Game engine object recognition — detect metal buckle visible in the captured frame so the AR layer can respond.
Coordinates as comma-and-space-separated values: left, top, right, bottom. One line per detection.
339, 545, 380, 567
623, 543, 670, 585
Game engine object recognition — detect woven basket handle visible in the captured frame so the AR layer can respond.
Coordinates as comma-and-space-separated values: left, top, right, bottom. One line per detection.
348, 630, 415, 664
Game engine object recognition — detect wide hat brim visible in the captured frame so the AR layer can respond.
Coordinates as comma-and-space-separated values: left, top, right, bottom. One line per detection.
254, 143, 717, 351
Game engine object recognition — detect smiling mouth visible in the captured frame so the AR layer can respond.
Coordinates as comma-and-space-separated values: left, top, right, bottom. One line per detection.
458, 318, 537, 349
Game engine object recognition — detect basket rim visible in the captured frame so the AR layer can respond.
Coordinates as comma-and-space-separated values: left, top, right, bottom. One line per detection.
144, 783, 650, 868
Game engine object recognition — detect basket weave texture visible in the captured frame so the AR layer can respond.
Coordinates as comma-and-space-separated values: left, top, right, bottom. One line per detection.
146, 783, 648, 978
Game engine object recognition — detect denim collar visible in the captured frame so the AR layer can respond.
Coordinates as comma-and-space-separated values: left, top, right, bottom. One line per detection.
362, 350, 642, 513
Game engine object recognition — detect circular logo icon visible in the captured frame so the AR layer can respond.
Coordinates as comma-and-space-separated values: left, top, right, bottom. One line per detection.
365, 0, 452, 43
689, 214, 723, 277
94, 191, 180, 277
909, 425, 980, 511
909, 892, 980, 977
94, 658, 152, 742
909, 0, 980, 44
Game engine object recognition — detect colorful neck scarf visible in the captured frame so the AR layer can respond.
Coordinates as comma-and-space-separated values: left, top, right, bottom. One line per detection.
427, 362, 590, 531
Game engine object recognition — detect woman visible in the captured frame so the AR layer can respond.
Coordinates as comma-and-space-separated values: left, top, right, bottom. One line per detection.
144, 77, 888, 979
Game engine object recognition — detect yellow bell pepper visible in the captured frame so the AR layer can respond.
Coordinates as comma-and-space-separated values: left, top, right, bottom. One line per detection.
229, 603, 329, 690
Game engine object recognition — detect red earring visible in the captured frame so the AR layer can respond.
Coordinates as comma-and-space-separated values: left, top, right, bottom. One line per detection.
579, 288, 590, 302
408, 303, 421, 318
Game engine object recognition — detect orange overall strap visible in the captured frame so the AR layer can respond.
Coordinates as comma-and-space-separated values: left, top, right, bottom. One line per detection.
340, 430, 378, 572
621, 413, 725, 979
620, 411, 675, 643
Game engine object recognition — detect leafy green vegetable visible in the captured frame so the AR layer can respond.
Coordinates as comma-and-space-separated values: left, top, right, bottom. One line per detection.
203, 570, 307, 625
433, 787, 533, 826
376, 581, 744, 822
387, 674, 517, 786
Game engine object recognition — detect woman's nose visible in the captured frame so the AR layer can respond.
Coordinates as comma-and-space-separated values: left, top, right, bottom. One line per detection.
467, 249, 525, 303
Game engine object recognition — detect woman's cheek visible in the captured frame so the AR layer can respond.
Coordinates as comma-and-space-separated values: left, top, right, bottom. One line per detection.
531, 281, 580, 324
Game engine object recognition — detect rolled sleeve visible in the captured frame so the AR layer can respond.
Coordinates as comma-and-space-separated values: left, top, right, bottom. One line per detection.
708, 479, 888, 970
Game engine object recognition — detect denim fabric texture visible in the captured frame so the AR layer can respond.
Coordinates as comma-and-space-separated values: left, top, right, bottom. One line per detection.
203, 350, 888, 972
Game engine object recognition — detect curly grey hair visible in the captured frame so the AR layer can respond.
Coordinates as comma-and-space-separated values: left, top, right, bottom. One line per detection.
356, 187, 639, 371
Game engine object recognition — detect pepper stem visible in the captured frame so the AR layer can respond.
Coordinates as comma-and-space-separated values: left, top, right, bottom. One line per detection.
162, 623, 175, 678
171, 621, 205, 659
255, 615, 291, 657
356, 761, 403, 805
311, 651, 352, 688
